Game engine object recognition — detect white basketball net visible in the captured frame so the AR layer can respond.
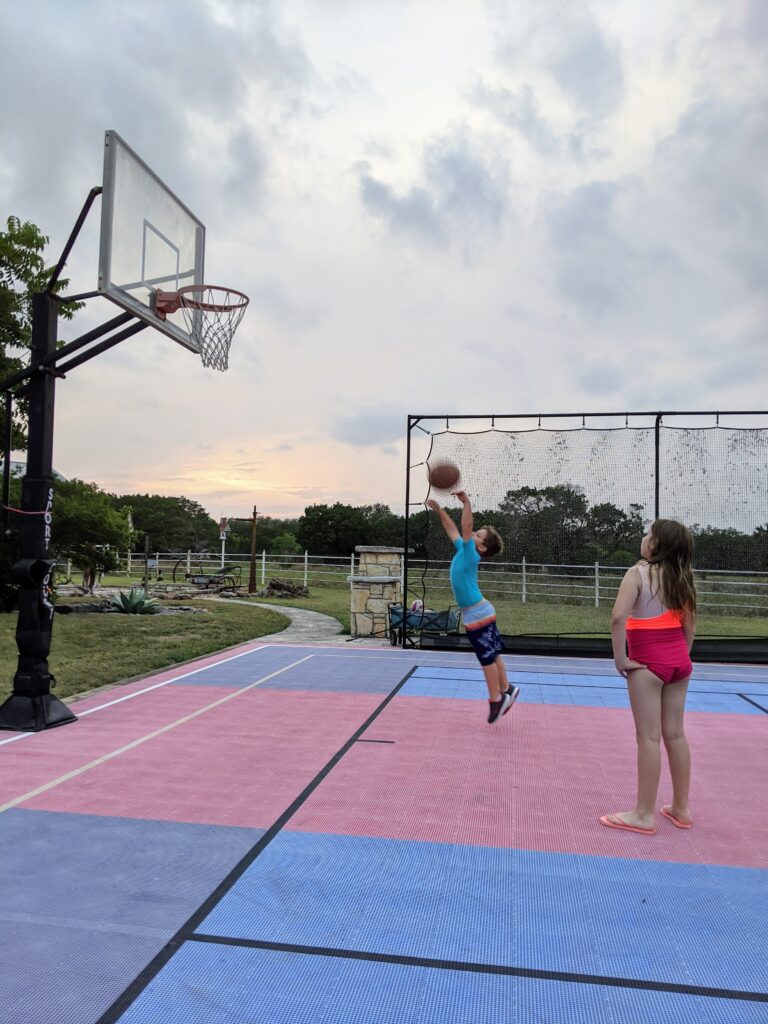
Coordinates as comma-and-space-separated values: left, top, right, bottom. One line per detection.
177, 287, 249, 372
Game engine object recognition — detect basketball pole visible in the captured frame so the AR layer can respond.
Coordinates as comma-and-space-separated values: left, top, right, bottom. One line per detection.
0, 293, 76, 730
0, 185, 148, 731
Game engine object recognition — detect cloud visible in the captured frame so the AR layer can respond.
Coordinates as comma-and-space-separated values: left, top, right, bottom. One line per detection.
357, 130, 507, 249
0, 0, 315, 236
548, 17, 624, 118
743, 0, 768, 47
655, 97, 768, 291
546, 179, 640, 314
249, 281, 324, 330
224, 128, 268, 205
493, 6, 623, 122
329, 407, 404, 447
578, 362, 626, 395
471, 82, 560, 156
358, 173, 448, 248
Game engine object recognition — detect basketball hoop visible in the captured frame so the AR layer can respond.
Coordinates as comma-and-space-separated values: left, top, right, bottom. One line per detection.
154, 285, 249, 371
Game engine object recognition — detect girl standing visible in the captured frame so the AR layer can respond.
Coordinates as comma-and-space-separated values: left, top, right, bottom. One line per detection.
601, 519, 697, 835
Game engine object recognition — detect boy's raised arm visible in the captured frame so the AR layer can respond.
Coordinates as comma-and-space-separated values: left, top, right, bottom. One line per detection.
452, 491, 473, 540
426, 499, 460, 543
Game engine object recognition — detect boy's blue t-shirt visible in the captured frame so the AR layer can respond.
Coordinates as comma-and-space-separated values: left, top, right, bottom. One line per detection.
449, 537, 483, 608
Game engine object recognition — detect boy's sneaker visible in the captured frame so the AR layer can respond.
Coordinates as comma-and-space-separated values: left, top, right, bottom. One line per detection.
502, 686, 520, 715
487, 691, 512, 724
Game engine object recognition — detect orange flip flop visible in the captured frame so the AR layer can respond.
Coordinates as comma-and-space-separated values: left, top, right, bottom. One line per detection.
600, 815, 656, 836
661, 807, 692, 829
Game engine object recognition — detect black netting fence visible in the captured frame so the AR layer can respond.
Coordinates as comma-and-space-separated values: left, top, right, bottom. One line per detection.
404, 413, 768, 659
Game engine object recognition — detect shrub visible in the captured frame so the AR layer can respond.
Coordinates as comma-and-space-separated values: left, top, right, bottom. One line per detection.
110, 589, 161, 615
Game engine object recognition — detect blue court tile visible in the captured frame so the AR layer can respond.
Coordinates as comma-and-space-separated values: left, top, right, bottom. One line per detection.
172, 645, 318, 687
0, 809, 265, 1024
407, 666, 763, 714
685, 693, 764, 714
401, 677, 487, 700
115, 939, 768, 1024
260, 659, 409, 694
199, 832, 768, 995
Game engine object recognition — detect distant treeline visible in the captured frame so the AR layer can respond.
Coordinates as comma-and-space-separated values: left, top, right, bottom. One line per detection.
2, 479, 765, 577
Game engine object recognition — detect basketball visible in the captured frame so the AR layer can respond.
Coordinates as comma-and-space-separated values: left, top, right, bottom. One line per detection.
428, 461, 461, 490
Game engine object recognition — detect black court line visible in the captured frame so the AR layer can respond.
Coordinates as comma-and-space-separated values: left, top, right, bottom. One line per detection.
356, 738, 396, 744
738, 694, 768, 714
95, 666, 419, 1024
189, 935, 768, 1005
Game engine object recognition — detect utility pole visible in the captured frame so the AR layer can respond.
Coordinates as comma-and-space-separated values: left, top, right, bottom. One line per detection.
248, 505, 258, 594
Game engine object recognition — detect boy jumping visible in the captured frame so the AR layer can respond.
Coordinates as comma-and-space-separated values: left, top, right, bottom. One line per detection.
427, 492, 519, 723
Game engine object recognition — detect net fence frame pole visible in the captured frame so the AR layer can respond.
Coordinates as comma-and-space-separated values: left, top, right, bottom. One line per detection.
654, 412, 662, 519
403, 415, 414, 649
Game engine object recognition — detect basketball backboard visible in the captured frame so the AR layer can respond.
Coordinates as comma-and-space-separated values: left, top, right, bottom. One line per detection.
98, 130, 205, 352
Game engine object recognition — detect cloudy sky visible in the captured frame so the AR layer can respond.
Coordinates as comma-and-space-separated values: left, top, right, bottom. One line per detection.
2, 0, 766, 521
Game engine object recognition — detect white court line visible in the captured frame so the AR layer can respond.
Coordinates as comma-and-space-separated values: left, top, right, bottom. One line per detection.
0, 653, 315, 814
0, 644, 271, 749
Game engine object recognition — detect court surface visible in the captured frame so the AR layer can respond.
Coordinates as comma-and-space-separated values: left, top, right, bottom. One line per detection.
1, 641, 766, 1023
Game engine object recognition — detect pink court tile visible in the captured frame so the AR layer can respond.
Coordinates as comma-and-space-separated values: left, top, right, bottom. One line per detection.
0, 683, 242, 806
61, 641, 271, 715
288, 697, 768, 869
22, 690, 381, 829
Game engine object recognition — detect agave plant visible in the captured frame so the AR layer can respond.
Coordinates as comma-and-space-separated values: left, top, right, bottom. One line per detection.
110, 589, 161, 615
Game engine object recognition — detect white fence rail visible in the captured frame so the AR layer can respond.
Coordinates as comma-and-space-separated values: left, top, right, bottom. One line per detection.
68, 551, 768, 617
410, 559, 768, 618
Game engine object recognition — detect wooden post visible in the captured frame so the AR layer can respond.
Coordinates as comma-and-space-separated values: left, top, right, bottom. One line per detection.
248, 506, 258, 594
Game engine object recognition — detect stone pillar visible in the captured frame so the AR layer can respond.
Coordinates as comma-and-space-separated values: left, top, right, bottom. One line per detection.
349, 546, 406, 638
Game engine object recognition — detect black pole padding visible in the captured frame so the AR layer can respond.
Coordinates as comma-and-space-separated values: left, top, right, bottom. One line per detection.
0, 293, 76, 732
2, 392, 12, 534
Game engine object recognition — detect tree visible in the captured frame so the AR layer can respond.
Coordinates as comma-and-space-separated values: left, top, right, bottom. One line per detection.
498, 484, 589, 563
113, 493, 219, 552
296, 503, 370, 556
272, 532, 301, 555
360, 503, 404, 547
52, 479, 131, 575
0, 216, 81, 448
584, 502, 645, 560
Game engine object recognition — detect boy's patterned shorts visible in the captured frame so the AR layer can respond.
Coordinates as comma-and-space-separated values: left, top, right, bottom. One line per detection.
466, 620, 505, 666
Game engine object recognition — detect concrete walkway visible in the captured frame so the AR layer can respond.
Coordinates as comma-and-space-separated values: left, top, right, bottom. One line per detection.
221, 599, 387, 647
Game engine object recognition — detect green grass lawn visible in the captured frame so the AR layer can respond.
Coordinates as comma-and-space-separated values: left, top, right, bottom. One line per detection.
0, 600, 289, 703
241, 585, 351, 633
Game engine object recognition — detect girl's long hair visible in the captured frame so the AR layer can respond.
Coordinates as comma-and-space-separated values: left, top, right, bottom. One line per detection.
646, 519, 697, 615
